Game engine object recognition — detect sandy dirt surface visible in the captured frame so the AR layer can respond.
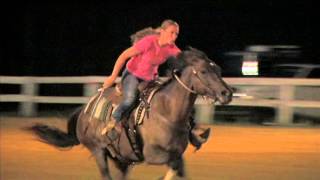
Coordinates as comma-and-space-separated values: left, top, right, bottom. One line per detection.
1, 117, 320, 180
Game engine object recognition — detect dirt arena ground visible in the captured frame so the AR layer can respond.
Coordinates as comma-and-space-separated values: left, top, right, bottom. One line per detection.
1, 117, 319, 180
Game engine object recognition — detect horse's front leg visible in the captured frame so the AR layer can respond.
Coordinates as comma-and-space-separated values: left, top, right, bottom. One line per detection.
93, 148, 112, 180
143, 145, 170, 164
163, 157, 186, 180
108, 158, 130, 180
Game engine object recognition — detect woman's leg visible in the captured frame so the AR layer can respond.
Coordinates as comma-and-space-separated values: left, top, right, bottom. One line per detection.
112, 73, 140, 122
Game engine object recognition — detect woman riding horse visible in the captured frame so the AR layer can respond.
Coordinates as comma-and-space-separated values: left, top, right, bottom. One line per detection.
27, 47, 233, 180
102, 19, 209, 148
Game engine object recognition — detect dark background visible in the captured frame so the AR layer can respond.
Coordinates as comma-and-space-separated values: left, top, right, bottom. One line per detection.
3, 1, 318, 77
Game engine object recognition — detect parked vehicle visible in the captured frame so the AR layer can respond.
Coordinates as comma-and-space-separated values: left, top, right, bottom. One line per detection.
214, 45, 320, 125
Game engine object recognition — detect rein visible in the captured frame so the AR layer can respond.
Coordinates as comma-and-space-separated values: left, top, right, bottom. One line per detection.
173, 70, 197, 94
173, 67, 213, 94
173, 67, 218, 103
192, 69, 214, 92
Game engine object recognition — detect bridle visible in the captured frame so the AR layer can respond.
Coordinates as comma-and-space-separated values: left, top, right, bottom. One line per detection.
173, 69, 197, 94
172, 62, 217, 96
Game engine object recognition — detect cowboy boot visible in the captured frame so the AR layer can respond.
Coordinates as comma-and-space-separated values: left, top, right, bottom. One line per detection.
102, 119, 123, 141
101, 117, 116, 134
189, 117, 211, 150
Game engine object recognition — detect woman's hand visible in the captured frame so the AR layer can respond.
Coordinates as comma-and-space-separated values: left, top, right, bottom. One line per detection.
102, 76, 116, 89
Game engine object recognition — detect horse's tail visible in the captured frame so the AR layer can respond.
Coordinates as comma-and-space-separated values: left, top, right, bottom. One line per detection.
26, 107, 81, 148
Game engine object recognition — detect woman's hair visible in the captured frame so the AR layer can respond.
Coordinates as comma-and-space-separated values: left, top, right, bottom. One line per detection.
160, 19, 179, 29
130, 19, 179, 44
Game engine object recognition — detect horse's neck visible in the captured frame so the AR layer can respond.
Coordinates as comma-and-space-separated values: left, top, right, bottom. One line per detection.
158, 74, 197, 123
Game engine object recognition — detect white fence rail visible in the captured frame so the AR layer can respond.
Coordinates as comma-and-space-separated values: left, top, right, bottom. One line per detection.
1, 76, 320, 125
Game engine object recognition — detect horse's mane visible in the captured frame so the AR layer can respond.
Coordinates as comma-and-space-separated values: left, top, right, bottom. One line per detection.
165, 46, 210, 74
158, 47, 198, 90
159, 47, 218, 90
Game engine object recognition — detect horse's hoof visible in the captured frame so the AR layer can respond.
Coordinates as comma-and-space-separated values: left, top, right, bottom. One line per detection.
190, 128, 211, 150
200, 128, 211, 141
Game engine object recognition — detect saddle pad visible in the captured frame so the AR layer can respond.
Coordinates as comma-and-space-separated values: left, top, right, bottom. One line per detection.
85, 93, 114, 122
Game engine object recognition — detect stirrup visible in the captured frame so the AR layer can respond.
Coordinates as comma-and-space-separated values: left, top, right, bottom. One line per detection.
101, 119, 117, 135
105, 122, 122, 141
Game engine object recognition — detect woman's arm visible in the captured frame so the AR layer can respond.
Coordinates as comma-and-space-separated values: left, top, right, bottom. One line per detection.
102, 46, 140, 89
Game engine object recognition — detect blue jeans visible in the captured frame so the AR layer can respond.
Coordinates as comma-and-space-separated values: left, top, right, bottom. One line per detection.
112, 69, 143, 122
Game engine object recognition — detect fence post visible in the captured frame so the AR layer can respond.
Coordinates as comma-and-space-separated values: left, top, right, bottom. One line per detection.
19, 81, 38, 116
277, 85, 294, 125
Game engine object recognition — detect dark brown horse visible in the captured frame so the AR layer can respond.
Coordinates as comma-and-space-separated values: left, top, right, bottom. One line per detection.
27, 47, 232, 180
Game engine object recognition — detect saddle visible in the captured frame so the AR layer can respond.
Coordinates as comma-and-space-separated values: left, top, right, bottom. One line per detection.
83, 81, 163, 162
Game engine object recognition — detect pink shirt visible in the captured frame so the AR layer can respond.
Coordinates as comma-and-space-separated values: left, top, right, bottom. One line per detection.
126, 35, 180, 81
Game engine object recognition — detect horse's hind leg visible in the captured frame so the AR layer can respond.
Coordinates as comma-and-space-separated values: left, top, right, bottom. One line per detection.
109, 159, 130, 180
93, 148, 112, 180
163, 157, 186, 180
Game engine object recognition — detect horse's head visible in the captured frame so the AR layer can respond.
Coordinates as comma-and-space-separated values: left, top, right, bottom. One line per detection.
169, 47, 232, 104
